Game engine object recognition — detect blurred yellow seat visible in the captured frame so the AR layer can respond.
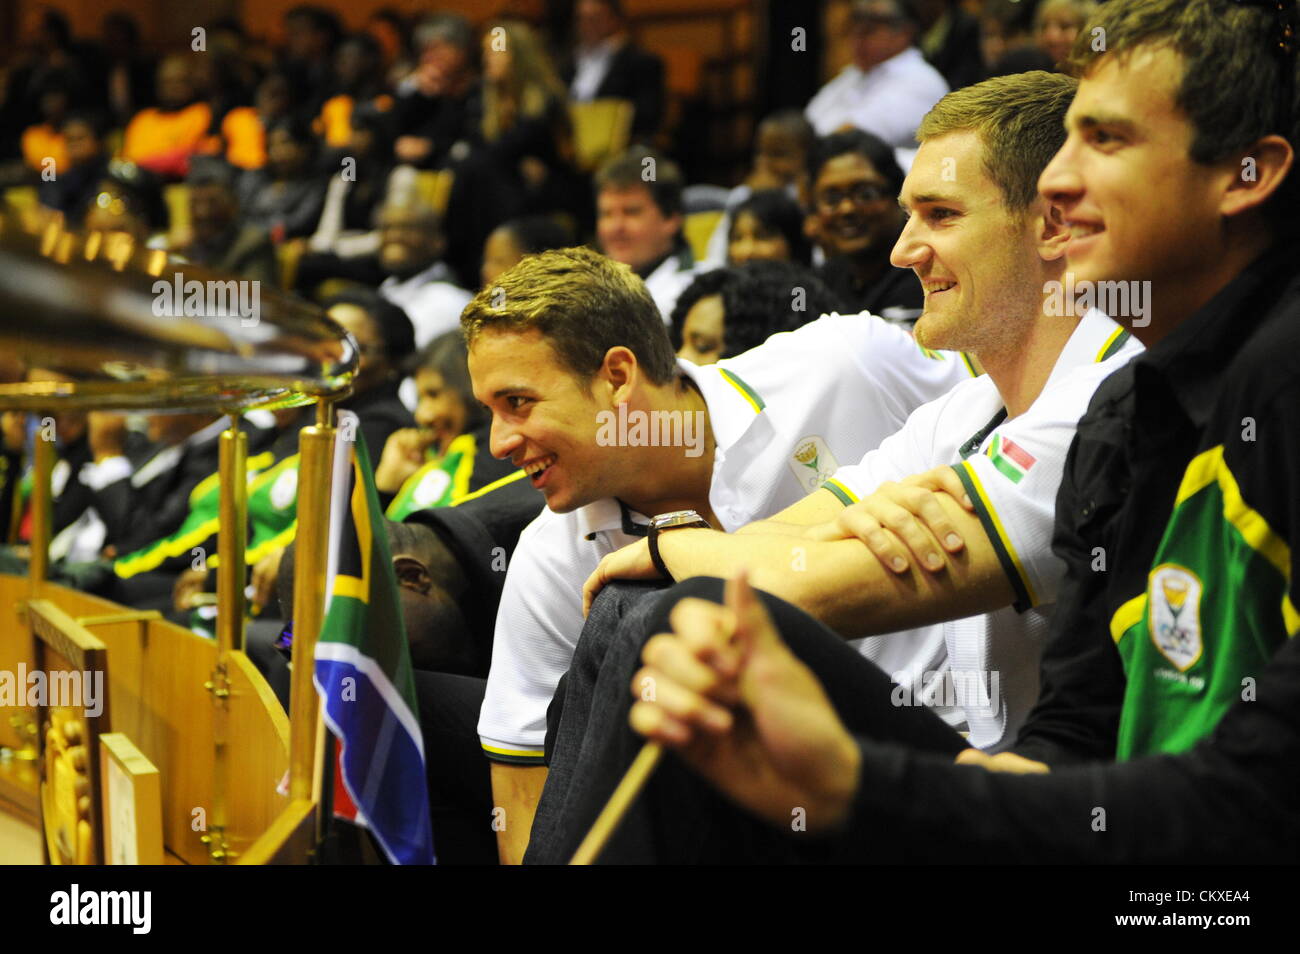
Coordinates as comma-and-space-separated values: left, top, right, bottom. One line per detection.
414, 169, 454, 215
163, 183, 191, 246
684, 209, 723, 263
569, 98, 635, 173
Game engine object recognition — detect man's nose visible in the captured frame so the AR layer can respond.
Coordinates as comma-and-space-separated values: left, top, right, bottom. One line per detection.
490, 415, 523, 460
890, 214, 927, 270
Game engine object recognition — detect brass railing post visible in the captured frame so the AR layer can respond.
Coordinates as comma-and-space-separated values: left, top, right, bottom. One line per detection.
288, 399, 336, 813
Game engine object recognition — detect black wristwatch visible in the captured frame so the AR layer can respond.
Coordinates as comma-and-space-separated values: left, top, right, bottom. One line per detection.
647, 509, 711, 580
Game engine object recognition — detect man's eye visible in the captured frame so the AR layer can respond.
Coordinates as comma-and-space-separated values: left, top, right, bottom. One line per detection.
507, 396, 532, 410
927, 208, 956, 222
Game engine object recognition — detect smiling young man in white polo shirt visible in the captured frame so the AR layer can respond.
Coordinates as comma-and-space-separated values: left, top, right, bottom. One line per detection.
465, 245, 973, 861
527, 70, 1145, 862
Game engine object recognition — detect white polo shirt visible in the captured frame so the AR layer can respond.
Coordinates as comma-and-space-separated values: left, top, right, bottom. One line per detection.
804, 47, 948, 149
823, 309, 1143, 750
643, 247, 705, 323
478, 312, 978, 762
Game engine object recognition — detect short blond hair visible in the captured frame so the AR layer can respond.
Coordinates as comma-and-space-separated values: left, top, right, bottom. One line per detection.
916, 71, 1077, 214
461, 245, 677, 386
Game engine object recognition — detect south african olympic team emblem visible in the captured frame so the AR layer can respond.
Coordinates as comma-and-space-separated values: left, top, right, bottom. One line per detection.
789, 436, 838, 493
1148, 563, 1203, 672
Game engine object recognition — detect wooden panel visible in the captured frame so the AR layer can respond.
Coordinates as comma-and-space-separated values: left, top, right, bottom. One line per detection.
217, 650, 290, 862
0, 575, 36, 750
236, 798, 315, 865
0, 576, 291, 865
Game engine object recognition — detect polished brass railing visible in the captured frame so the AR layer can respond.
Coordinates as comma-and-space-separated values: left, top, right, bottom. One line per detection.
0, 219, 355, 862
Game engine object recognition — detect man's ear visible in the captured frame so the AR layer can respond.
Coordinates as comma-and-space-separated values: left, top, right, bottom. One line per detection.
599, 345, 638, 404
1037, 202, 1071, 263
1220, 134, 1294, 221
392, 555, 432, 596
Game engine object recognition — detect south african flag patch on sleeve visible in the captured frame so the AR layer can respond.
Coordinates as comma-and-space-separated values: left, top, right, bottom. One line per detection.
987, 434, 1036, 483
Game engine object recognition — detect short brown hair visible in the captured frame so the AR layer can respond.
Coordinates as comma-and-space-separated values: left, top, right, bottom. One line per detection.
594, 148, 685, 219
461, 245, 678, 386
917, 71, 1078, 214
1067, 0, 1299, 237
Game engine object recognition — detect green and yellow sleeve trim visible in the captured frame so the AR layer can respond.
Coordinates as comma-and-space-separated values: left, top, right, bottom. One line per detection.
718, 367, 765, 413
1094, 328, 1132, 363
451, 467, 528, 506
1176, 444, 1290, 580
822, 478, 859, 506
1109, 592, 1148, 645
481, 743, 546, 765
114, 517, 219, 578
953, 461, 1037, 612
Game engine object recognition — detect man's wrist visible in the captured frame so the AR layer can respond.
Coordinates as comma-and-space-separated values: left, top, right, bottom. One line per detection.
813, 731, 862, 832
653, 526, 714, 578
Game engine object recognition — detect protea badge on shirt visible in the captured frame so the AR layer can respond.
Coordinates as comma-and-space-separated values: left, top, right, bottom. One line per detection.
789, 436, 839, 493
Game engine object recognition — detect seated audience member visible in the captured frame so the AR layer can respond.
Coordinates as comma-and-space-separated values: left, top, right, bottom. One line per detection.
703, 111, 817, 266
671, 262, 843, 365
392, 14, 481, 170
280, 4, 342, 120
120, 55, 214, 180
100, 12, 157, 129
175, 159, 277, 285
82, 161, 168, 246
221, 71, 296, 172
458, 246, 973, 862
805, 0, 948, 149
563, 0, 666, 140
1035, 0, 1096, 70
595, 148, 700, 321
726, 189, 813, 267
368, 9, 414, 88
317, 32, 394, 150
163, 290, 415, 620
480, 215, 576, 286
377, 331, 517, 519
376, 202, 474, 348
19, 70, 76, 175
319, 288, 417, 461
235, 116, 326, 243
0, 371, 148, 566
307, 102, 396, 258
916, 0, 984, 91
446, 20, 582, 267
37, 110, 111, 225
526, 72, 1142, 863
980, 0, 1054, 77
0, 10, 92, 164
809, 129, 922, 323
0, 410, 273, 608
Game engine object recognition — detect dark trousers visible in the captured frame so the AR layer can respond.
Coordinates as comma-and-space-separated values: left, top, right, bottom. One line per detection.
412, 671, 498, 865
526, 578, 967, 864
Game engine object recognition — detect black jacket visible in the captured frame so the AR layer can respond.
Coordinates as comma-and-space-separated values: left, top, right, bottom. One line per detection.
563, 41, 666, 138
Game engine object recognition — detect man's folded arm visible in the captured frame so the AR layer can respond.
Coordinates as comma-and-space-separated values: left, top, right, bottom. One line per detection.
656, 488, 1014, 639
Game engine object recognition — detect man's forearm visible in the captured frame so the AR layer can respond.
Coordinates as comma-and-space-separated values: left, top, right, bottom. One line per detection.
490, 762, 548, 865
656, 527, 1009, 638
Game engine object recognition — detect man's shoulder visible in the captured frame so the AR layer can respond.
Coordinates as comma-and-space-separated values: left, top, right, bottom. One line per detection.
1221, 285, 1300, 412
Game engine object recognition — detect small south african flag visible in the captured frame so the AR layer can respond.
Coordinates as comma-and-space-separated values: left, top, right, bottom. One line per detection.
987, 434, 1036, 483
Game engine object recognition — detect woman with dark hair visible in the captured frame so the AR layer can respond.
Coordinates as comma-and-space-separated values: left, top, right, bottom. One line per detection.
670, 261, 845, 365
480, 214, 576, 286
807, 127, 922, 321
235, 114, 326, 241
376, 331, 517, 518
727, 188, 813, 266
